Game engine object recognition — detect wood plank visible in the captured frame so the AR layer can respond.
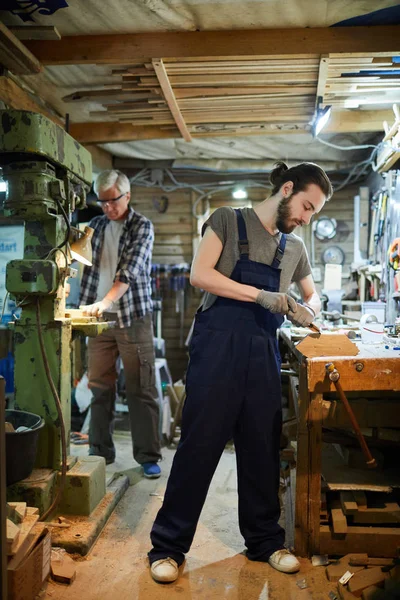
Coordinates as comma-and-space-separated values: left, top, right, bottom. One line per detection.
296, 333, 359, 358
316, 55, 329, 101
25, 26, 400, 64
352, 503, 400, 525
319, 525, 400, 557
69, 108, 394, 144
348, 567, 389, 596
7, 514, 38, 556
9, 26, 61, 41
0, 22, 42, 75
7, 522, 46, 571
138, 73, 318, 86
173, 86, 317, 98
331, 504, 348, 534
306, 355, 400, 392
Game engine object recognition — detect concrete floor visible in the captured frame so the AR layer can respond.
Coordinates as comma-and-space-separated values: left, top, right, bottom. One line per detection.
42, 432, 338, 600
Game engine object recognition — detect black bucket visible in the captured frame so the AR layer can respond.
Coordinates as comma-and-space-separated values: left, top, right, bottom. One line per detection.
5, 409, 45, 486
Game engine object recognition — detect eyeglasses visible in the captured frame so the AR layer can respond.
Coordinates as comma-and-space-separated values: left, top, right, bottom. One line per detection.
96, 193, 127, 207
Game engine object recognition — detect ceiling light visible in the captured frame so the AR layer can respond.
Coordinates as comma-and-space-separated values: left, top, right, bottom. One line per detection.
232, 188, 247, 200
312, 104, 332, 137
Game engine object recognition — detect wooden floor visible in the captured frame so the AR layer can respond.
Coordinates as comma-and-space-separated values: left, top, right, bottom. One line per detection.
42, 433, 338, 600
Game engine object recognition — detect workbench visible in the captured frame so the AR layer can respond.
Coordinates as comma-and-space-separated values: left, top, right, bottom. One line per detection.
279, 328, 400, 558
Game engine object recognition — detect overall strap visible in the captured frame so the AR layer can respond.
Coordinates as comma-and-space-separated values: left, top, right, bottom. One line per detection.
234, 209, 249, 260
271, 233, 287, 269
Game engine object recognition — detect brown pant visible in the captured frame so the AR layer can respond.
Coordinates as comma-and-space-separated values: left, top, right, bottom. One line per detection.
87, 313, 161, 464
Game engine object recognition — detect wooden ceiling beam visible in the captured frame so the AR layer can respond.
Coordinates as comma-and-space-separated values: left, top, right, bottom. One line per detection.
25, 26, 399, 65
70, 109, 393, 144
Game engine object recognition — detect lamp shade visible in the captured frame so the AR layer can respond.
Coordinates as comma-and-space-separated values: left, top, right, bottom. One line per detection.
70, 226, 94, 266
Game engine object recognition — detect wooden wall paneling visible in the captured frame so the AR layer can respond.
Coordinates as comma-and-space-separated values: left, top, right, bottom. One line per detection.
131, 186, 199, 380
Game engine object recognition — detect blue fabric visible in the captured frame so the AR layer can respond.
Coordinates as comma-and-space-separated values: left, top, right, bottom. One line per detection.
149, 209, 285, 566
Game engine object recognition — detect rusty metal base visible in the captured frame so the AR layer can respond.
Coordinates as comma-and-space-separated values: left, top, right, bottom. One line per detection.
48, 474, 129, 555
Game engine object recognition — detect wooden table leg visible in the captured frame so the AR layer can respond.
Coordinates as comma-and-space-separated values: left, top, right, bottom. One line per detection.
295, 362, 323, 556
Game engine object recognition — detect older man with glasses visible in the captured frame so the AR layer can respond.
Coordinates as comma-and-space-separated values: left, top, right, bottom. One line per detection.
79, 169, 161, 478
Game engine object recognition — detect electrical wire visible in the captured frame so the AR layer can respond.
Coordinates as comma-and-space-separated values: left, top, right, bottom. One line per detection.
54, 196, 71, 250
36, 298, 67, 522
316, 137, 379, 151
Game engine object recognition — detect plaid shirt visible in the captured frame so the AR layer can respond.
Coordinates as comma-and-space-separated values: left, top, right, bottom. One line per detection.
79, 207, 153, 328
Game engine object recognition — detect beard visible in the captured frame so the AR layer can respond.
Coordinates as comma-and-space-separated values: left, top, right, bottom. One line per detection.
276, 194, 296, 233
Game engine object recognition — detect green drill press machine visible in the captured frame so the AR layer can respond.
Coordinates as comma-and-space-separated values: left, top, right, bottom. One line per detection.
0, 110, 127, 553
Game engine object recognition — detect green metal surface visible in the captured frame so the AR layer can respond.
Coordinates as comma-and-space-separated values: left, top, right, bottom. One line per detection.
58, 457, 106, 516
6, 260, 59, 295
0, 110, 92, 188
0, 109, 92, 471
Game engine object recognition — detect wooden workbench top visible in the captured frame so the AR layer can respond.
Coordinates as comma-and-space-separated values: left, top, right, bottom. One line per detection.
279, 328, 400, 392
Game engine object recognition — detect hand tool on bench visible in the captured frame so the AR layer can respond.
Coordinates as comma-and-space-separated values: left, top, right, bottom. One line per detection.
325, 362, 377, 468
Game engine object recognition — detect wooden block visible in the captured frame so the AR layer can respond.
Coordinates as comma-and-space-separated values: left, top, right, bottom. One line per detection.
361, 586, 387, 600
8, 502, 27, 522
348, 567, 389, 596
6, 519, 20, 549
353, 491, 368, 510
331, 498, 348, 534
295, 333, 359, 358
320, 525, 400, 558
352, 503, 400, 525
51, 551, 76, 584
326, 554, 365, 582
338, 582, 358, 599
349, 555, 394, 567
25, 506, 39, 516
7, 523, 47, 571
341, 492, 358, 515
7, 514, 39, 556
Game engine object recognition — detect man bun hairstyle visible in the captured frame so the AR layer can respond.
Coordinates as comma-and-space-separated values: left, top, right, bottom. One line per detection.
269, 161, 333, 200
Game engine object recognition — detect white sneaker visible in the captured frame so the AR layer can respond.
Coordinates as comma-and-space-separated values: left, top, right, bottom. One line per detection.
268, 549, 300, 573
150, 557, 179, 583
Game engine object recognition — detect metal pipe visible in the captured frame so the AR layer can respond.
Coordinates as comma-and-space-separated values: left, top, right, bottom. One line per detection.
325, 362, 377, 468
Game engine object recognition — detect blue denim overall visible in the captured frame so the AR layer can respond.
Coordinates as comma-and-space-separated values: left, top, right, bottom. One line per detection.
149, 209, 287, 565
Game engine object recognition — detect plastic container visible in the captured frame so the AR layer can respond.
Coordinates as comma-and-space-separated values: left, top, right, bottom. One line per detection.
5, 409, 45, 485
360, 314, 385, 345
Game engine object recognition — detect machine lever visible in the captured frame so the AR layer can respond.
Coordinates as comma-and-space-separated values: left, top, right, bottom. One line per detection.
325, 362, 377, 468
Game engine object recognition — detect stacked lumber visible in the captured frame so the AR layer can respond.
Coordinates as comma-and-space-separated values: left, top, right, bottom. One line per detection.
65, 55, 320, 136
319, 55, 400, 110
6, 502, 40, 561
325, 553, 400, 599
320, 490, 400, 558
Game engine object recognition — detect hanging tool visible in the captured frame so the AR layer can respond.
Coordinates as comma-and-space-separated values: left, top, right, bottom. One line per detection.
325, 363, 377, 468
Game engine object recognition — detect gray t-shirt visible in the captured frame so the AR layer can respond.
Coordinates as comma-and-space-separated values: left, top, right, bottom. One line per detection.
201, 206, 312, 311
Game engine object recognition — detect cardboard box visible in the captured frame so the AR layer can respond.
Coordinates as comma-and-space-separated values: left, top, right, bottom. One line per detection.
7, 529, 51, 600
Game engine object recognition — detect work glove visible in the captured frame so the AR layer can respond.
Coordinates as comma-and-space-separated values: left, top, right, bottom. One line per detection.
80, 298, 113, 318
256, 290, 297, 315
287, 303, 315, 327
